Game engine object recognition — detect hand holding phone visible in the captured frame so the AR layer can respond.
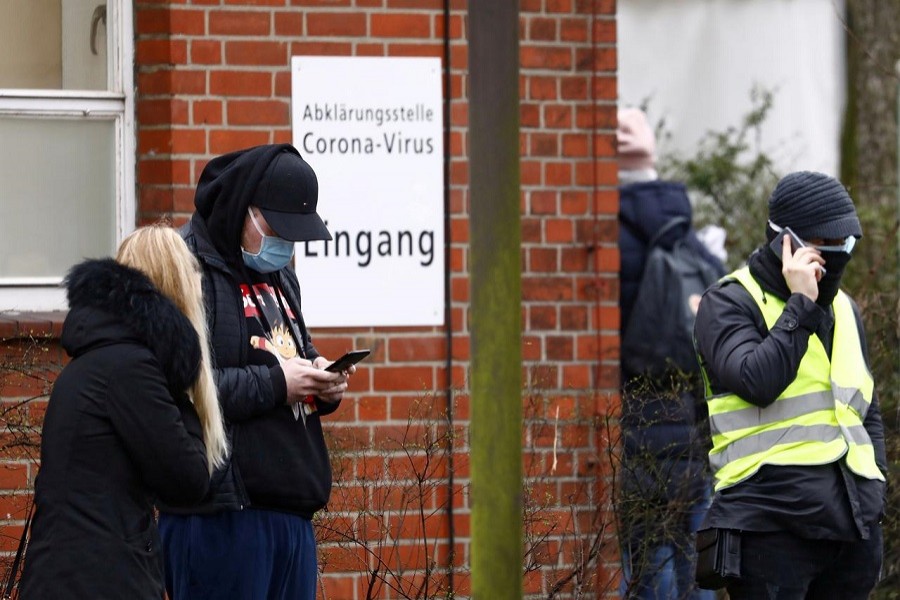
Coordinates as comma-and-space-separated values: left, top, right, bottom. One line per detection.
769, 226, 804, 258
769, 227, 826, 276
324, 349, 371, 373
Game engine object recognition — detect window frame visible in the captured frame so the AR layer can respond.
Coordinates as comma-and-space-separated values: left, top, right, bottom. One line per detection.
0, 1, 134, 312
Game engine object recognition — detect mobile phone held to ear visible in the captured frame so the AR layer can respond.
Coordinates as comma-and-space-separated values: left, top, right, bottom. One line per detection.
769, 226, 805, 260
324, 349, 371, 372
769, 227, 826, 275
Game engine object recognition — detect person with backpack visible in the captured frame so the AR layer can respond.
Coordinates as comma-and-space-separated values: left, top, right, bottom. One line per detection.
616, 107, 725, 599
692, 171, 886, 598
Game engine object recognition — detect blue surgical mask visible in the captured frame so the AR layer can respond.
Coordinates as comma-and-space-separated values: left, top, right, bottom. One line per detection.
241, 208, 295, 273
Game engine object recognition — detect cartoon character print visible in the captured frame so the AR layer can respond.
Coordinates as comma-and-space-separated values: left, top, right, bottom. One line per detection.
244, 283, 316, 422
250, 323, 297, 363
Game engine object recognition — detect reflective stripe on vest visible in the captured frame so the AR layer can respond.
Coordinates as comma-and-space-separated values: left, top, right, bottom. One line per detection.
704, 266, 883, 490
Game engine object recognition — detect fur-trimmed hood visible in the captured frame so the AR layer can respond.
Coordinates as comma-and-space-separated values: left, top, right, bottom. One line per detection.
62, 258, 201, 393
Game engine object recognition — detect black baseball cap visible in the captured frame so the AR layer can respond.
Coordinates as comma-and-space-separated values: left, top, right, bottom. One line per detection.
251, 151, 332, 242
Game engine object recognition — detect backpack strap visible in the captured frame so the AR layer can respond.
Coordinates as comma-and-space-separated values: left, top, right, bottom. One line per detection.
647, 216, 690, 249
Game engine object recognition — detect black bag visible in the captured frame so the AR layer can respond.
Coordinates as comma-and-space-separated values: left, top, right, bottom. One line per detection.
695, 528, 741, 590
622, 217, 720, 377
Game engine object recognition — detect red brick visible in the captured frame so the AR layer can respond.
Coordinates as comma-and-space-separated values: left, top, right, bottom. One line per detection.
274, 12, 303, 36
210, 71, 273, 96
544, 105, 572, 128
289, 41, 354, 56
561, 246, 589, 272
386, 0, 444, 8
371, 13, 431, 38
561, 17, 589, 42
547, 335, 575, 358
528, 305, 557, 330
522, 276, 574, 302
307, 12, 367, 36
546, 0, 573, 12
593, 18, 617, 44
529, 17, 557, 41
545, 162, 573, 186
593, 75, 618, 101
529, 247, 558, 272
229, 0, 286, 5
575, 46, 616, 72
210, 11, 271, 36
389, 43, 444, 58
138, 129, 175, 155
546, 218, 575, 243
209, 129, 273, 154
528, 76, 558, 100
387, 337, 447, 362
139, 158, 192, 186
561, 133, 589, 157
0, 465, 29, 490
225, 41, 288, 66
356, 43, 385, 57
169, 9, 206, 35
521, 45, 571, 70
135, 9, 169, 35
191, 40, 223, 65
576, 159, 617, 187
138, 70, 207, 95
137, 99, 189, 126
530, 133, 559, 157
560, 75, 588, 100
169, 129, 207, 154
226, 100, 289, 125
193, 100, 223, 125
434, 13, 464, 39
136, 39, 187, 64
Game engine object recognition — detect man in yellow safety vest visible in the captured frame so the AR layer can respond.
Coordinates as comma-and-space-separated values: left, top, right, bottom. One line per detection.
693, 171, 887, 599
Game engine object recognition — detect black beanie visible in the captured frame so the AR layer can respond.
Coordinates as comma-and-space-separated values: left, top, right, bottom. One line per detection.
767, 171, 862, 240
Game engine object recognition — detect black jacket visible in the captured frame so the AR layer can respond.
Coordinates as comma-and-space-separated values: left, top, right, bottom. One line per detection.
20, 260, 209, 600
694, 248, 887, 539
166, 144, 337, 518
618, 180, 724, 459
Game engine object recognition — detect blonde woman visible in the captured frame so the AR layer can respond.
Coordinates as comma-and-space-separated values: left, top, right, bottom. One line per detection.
20, 226, 228, 600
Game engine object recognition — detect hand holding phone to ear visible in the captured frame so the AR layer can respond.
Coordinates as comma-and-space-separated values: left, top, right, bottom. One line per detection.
771, 229, 825, 302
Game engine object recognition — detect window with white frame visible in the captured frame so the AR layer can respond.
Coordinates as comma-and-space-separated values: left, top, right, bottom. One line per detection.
0, 0, 134, 311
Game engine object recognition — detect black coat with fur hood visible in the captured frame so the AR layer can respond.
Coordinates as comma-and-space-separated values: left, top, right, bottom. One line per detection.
19, 259, 209, 600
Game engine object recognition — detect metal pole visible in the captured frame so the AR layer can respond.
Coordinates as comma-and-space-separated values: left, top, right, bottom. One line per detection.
468, 2, 523, 598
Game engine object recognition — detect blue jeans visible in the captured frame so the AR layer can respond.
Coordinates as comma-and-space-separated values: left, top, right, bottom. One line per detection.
159, 509, 318, 600
619, 458, 715, 600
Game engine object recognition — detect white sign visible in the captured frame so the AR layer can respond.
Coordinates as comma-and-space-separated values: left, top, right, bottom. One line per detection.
291, 56, 444, 327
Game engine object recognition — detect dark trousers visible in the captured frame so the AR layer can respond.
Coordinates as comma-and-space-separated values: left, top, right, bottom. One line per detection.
159, 508, 318, 600
727, 528, 883, 600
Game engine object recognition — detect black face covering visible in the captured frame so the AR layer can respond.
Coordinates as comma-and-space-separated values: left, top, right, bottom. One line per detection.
816, 251, 853, 307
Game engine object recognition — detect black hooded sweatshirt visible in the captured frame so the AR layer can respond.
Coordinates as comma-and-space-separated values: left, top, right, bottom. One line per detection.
20, 259, 208, 600
170, 144, 337, 518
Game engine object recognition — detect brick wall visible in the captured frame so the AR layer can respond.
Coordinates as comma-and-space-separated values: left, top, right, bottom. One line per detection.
0, 1, 620, 598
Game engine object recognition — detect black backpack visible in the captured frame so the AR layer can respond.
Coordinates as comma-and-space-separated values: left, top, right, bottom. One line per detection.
622, 217, 721, 377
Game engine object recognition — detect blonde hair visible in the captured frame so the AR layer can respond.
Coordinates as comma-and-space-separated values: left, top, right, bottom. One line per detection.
116, 225, 228, 472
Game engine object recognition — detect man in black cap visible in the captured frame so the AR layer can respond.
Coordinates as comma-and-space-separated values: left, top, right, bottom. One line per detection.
158, 144, 353, 600
693, 171, 887, 598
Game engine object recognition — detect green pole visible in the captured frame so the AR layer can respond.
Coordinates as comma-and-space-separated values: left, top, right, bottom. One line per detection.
468, 2, 523, 599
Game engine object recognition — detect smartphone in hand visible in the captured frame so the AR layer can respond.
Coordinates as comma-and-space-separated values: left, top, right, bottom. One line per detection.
324, 349, 371, 373
769, 226, 805, 258
769, 227, 825, 275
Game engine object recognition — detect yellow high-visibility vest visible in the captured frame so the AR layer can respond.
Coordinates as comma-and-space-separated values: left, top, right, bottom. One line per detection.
703, 267, 884, 491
